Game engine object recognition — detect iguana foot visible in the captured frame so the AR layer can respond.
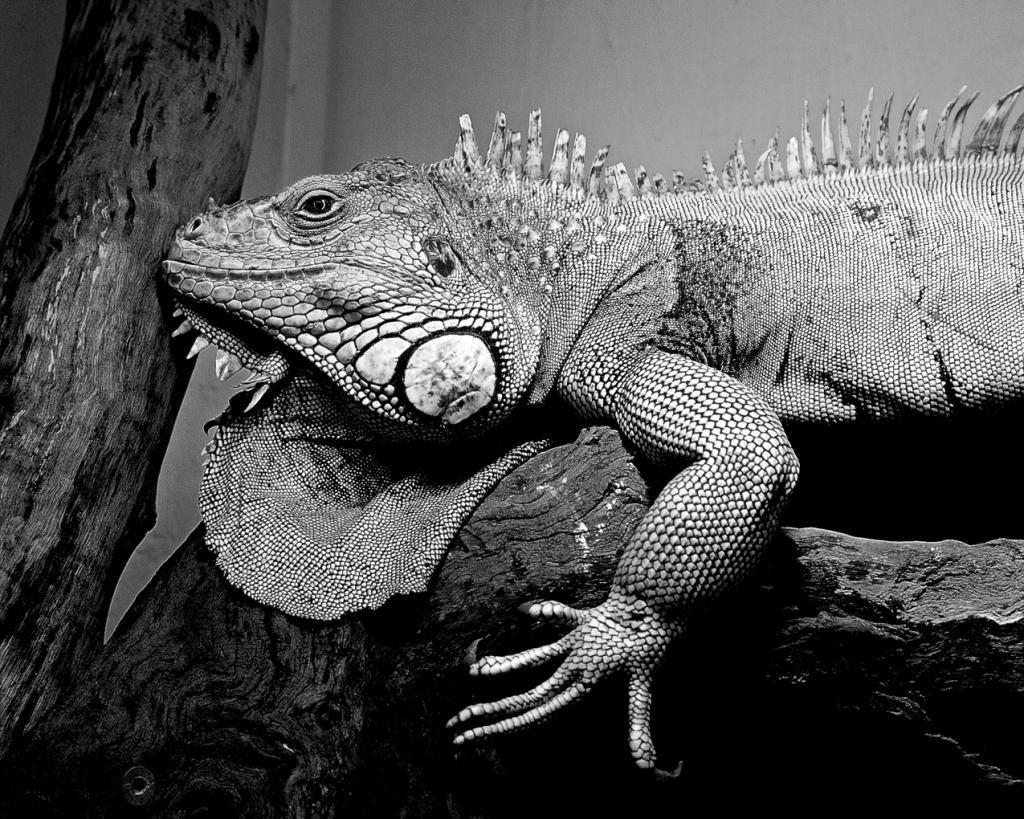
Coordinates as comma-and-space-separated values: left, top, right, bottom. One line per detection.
448, 594, 683, 770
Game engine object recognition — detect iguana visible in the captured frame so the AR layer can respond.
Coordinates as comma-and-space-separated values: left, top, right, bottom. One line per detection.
161, 85, 1024, 772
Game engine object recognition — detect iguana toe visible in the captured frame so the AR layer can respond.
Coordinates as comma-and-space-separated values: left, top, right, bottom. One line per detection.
448, 660, 576, 730
517, 599, 589, 625
469, 633, 574, 676
627, 667, 657, 768
452, 680, 588, 744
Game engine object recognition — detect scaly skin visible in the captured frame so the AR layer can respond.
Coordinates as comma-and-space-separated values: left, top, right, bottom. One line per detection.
163, 87, 1024, 770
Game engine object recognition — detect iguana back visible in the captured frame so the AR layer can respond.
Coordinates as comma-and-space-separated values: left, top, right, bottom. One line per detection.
653, 159, 1024, 422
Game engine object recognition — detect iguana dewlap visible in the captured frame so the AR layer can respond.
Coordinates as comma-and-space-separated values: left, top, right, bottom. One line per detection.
162, 86, 1024, 771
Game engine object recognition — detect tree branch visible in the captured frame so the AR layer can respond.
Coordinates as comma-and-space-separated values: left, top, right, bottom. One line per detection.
0, 0, 267, 755
3, 426, 1021, 814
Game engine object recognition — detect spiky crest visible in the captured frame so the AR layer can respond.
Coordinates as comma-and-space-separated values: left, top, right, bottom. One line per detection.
895, 94, 919, 165
434, 85, 1024, 206
820, 98, 837, 173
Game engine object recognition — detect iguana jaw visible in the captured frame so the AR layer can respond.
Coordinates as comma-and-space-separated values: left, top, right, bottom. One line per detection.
164, 256, 511, 439
167, 283, 294, 415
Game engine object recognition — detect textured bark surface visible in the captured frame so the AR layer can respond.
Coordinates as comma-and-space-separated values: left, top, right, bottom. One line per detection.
0, 0, 267, 757
3, 426, 1022, 816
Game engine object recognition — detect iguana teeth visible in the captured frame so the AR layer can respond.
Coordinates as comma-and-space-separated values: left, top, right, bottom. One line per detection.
244, 383, 270, 413
172, 306, 185, 319
186, 336, 210, 359
241, 370, 272, 386
215, 349, 244, 381
171, 320, 193, 338
203, 411, 229, 433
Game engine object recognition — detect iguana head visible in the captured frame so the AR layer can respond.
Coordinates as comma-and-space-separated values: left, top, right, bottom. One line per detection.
164, 157, 538, 441
160, 152, 560, 618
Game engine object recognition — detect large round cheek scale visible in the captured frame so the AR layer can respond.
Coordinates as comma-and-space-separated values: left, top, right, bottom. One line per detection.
402, 333, 496, 423
354, 336, 412, 384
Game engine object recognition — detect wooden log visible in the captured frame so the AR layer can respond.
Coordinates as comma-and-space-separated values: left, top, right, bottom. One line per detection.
3, 426, 1021, 815
0, 0, 267, 755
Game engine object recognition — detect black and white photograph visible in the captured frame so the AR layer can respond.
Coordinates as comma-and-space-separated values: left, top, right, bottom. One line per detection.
1, 0, 1023, 814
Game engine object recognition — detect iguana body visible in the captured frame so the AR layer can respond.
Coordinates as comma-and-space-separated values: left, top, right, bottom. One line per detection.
162, 86, 1024, 770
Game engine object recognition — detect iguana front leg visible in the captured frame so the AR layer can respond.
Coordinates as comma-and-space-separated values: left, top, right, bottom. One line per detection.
449, 351, 798, 769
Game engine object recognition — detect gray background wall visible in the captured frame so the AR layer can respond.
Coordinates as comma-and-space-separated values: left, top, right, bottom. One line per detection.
2, 0, 1022, 635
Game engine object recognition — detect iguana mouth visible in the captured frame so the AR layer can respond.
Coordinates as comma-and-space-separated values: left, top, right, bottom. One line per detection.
167, 286, 295, 417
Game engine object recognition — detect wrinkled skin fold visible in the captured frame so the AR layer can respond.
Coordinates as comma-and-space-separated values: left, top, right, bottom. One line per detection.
201, 369, 554, 617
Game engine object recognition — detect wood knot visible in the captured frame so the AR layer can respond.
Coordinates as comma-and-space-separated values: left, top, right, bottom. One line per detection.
122, 764, 155, 806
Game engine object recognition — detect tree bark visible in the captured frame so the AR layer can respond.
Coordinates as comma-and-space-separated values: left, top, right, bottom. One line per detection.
0, 0, 267, 756
2, 426, 1022, 816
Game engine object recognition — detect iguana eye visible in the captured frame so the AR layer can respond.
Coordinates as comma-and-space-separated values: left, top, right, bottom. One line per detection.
296, 191, 340, 219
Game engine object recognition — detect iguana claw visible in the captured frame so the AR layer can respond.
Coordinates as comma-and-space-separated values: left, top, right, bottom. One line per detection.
463, 637, 483, 666
450, 594, 683, 769
654, 760, 684, 780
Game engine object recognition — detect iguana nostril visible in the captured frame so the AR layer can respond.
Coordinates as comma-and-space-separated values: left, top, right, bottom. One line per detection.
184, 217, 204, 239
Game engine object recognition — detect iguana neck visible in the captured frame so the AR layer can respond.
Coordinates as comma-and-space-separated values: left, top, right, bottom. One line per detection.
429, 174, 769, 402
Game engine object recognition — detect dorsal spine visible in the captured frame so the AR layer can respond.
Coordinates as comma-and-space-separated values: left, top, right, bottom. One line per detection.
437, 84, 1024, 205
